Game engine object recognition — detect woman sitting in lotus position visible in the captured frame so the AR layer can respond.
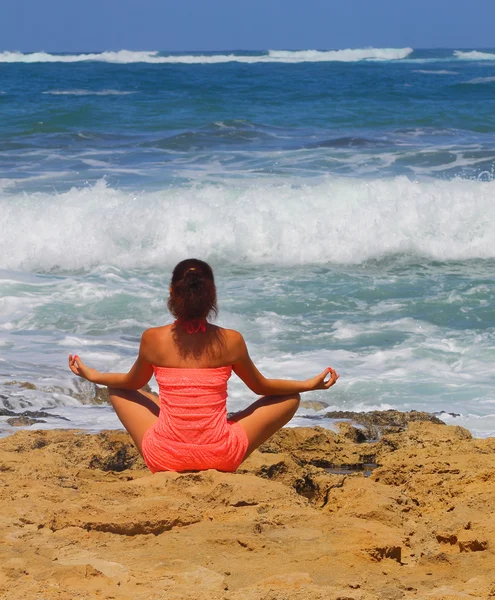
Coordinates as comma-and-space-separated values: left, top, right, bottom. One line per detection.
68, 258, 339, 473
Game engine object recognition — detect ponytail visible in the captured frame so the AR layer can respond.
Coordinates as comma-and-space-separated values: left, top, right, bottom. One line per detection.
168, 259, 217, 321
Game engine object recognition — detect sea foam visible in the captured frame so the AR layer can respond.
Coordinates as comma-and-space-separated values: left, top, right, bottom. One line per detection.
0, 48, 413, 64
465, 76, 495, 85
266, 48, 413, 62
454, 50, 495, 61
413, 69, 457, 75
42, 89, 136, 96
1, 177, 493, 271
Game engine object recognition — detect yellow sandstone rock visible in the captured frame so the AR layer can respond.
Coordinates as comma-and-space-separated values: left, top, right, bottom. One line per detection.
0, 423, 494, 599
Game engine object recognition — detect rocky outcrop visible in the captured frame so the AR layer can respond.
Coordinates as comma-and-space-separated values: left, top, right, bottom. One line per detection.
0, 421, 494, 599
316, 409, 446, 439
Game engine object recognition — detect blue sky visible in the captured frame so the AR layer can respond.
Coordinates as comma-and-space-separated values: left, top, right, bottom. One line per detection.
3, 0, 495, 52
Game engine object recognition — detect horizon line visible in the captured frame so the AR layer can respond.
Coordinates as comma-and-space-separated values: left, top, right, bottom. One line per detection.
2, 46, 495, 54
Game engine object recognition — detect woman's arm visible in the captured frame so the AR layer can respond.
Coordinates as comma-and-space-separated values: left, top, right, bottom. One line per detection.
231, 332, 339, 396
68, 332, 154, 390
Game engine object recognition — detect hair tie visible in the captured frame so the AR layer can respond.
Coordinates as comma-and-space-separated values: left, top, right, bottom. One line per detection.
184, 267, 197, 276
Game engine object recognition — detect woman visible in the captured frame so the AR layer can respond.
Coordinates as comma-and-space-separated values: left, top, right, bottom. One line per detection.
69, 258, 339, 473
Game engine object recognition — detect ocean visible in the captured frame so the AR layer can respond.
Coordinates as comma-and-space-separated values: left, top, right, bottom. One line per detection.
0, 47, 494, 437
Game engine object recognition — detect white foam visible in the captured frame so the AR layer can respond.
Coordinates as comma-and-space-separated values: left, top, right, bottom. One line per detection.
0, 179, 16, 191
266, 48, 413, 62
1, 176, 494, 271
0, 296, 46, 328
0, 50, 162, 63
331, 317, 437, 341
58, 336, 112, 347
0, 405, 121, 434
465, 76, 495, 84
440, 413, 495, 439
413, 69, 457, 75
454, 50, 495, 61
1, 269, 493, 436
0, 48, 414, 65
42, 89, 136, 96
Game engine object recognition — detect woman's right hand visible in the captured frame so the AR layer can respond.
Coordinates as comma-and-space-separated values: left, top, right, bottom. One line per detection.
306, 367, 339, 391
68, 354, 99, 383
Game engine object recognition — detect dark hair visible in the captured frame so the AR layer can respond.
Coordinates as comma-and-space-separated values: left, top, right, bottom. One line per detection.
167, 258, 217, 321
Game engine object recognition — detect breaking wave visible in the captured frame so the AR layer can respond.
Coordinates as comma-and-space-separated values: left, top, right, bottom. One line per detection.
0, 48, 414, 65
1, 177, 494, 271
454, 50, 495, 61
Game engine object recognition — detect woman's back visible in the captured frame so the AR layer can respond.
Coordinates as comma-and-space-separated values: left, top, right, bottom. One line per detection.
152, 364, 233, 444
139, 321, 249, 471
140, 322, 242, 369
142, 360, 248, 473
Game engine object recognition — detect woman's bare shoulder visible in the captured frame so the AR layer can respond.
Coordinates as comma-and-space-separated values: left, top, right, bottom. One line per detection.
141, 324, 173, 342
217, 326, 243, 342
216, 327, 246, 359
139, 325, 174, 363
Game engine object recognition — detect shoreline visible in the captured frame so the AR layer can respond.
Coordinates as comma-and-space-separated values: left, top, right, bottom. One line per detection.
0, 405, 489, 441
1, 421, 494, 599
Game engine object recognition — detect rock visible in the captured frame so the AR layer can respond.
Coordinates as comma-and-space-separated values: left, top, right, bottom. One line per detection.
424, 587, 473, 598
300, 400, 329, 411
1, 558, 28, 577
322, 410, 445, 440
159, 566, 226, 591
6, 416, 46, 426
88, 433, 143, 471
49, 505, 201, 535
258, 427, 379, 475
0, 420, 493, 600
457, 530, 487, 553
4, 381, 37, 390
0, 408, 69, 421
434, 411, 461, 418
337, 422, 367, 443
256, 572, 314, 590
365, 544, 402, 563
92, 385, 109, 404
58, 557, 129, 585
91, 383, 157, 405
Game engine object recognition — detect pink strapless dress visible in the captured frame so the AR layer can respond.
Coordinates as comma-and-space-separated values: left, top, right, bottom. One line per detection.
141, 365, 249, 473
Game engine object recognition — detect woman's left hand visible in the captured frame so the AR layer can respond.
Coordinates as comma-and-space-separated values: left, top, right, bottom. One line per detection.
68, 354, 99, 382
306, 367, 340, 391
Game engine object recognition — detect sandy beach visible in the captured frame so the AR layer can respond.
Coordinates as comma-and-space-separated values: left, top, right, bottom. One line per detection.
1, 415, 494, 599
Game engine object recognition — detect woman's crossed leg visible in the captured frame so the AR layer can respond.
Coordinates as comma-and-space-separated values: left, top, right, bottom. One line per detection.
107, 387, 160, 455
107, 388, 299, 465
229, 393, 300, 461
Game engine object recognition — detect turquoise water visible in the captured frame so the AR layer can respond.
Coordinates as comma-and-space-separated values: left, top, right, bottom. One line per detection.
0, 48, 494, 436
